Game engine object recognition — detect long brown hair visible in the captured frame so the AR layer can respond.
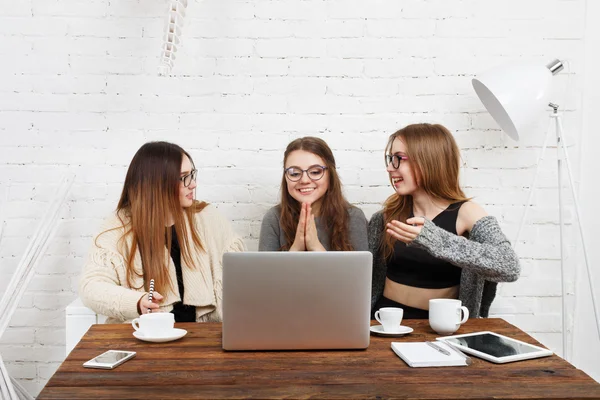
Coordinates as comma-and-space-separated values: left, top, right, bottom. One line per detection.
279, 137, 354, 251
381, 124, 469, 260
97, 141, 206, 296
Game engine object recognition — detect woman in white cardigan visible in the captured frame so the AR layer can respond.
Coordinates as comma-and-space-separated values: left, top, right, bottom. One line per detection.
79, 141, 245, 323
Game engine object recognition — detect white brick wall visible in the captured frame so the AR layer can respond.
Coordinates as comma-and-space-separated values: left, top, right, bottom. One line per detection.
0, 0, 596, 394
574, 0, 600, 383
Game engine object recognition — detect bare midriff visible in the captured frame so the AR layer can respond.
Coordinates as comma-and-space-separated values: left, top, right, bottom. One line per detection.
383, 278, 459, 310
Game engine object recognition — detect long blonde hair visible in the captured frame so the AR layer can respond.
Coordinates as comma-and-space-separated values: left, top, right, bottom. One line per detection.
279, 137, 354, 251
97, 141, 206, 296
381, 124, 469, 260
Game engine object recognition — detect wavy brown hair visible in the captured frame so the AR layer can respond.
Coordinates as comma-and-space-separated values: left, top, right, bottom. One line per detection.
381, 124, 470, 260
279, 137, 354, 251
97, 141, 206, 296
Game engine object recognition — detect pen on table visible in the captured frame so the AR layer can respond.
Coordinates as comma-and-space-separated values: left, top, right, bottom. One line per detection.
427, 341, 451, 356
147, 278, 155, 313
444, 341, 473, 366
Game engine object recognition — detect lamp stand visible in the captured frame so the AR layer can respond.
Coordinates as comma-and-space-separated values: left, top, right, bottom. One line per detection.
514, 104, 600, 361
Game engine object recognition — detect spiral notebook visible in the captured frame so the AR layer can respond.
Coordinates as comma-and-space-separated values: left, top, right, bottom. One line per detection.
391, 341, 469, 367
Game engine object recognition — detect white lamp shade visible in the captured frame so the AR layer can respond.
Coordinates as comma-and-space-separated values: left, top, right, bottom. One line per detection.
472, 63, 554, 141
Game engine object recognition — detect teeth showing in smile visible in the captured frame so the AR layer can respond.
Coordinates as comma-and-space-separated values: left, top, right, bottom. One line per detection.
299, 188, 315, 193
392, 177, 403, 184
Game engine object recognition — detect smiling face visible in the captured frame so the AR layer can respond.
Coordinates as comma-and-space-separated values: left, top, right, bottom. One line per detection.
387, 137, 419, 196
284, 150, 329, 211
179, 154, 197, 208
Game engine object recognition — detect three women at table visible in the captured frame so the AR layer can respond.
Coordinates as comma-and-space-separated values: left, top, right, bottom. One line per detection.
258, 136, 368, 252
80, 141, 245, 324
369, 123, 520, 319
80, 127, 520, 325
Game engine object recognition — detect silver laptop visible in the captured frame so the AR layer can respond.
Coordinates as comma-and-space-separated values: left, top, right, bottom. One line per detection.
222, 251, 372, 350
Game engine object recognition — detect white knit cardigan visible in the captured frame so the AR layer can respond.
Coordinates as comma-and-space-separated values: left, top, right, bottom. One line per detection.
79, 204, 245, 324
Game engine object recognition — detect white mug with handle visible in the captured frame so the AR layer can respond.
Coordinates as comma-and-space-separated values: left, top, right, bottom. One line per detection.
429, 299, 469, 335
131, 312, 174, 338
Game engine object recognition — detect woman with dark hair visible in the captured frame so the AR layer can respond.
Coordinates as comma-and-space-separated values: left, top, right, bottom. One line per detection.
80, 141, 244, 323
370, 124, 520, 319
259, 136, 368, 252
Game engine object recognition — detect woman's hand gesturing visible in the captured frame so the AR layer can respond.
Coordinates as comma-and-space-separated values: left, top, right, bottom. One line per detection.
386, 216, 425, 244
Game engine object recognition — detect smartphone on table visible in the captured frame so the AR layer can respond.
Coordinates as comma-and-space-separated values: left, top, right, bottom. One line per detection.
83, 350, 136, 369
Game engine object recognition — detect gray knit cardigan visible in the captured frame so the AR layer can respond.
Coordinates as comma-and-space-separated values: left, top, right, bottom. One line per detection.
369, 211, 520, 318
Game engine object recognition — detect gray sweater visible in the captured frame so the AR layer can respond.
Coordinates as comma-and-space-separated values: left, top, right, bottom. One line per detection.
369, 211, 520, 318
259, 205, 369, 251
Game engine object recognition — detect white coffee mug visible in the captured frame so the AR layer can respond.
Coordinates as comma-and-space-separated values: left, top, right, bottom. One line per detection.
429, 299, 469, 335
131, 312, 175, 337
374, 307, 404, 332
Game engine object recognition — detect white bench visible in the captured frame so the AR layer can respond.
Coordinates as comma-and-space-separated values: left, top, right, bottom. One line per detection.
65, 298, 107, 356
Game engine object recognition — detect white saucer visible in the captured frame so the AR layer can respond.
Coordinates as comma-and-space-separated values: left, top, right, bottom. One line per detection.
370, 325, 413, 337
133, 328, 187, 343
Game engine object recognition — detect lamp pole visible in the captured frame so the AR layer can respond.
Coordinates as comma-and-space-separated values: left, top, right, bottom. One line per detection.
552, 103, 568, 360
551, 104, 600, 359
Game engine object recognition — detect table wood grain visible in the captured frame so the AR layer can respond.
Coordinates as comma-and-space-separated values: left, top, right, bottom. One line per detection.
39, 318, 600, 399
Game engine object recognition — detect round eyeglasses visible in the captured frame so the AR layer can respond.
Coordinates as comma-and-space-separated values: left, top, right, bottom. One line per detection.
385, 154, 409, 169
284, 165, 327, 182
179, 169, 197, 187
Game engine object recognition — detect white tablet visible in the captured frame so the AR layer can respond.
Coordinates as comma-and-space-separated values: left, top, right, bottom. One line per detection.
436, 331, 553, 364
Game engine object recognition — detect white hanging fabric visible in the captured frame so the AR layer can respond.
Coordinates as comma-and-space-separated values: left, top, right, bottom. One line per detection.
0, 174, 74, 400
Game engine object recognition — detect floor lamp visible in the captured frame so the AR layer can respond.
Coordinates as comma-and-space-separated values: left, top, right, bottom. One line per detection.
472, 59, 600, 360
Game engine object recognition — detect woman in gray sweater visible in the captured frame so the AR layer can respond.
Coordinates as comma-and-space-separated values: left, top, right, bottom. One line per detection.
259, 137, 368, 252
370, 124, 520, 319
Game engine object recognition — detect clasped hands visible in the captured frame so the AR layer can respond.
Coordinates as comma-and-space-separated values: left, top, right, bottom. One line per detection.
386, 216, 425, 244
290, 202, 326, 252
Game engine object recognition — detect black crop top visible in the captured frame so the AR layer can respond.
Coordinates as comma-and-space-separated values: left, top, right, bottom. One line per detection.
386, 202, 465, 289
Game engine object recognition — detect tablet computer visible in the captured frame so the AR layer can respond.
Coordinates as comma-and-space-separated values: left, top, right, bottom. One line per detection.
436, 331, 553, 364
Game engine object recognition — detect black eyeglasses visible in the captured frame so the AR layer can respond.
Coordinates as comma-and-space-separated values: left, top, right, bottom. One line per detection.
284, 165, 327, 182
180, 169, 197, 187
385, 154, 409, 169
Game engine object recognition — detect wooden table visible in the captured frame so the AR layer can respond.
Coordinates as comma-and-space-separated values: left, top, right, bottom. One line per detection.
39, 318, 600, 399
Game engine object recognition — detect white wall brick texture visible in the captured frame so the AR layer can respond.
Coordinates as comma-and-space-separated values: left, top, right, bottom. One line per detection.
0, 0, 593, 394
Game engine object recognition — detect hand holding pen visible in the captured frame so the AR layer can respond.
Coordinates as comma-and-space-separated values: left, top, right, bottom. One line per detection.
147, 279, 155, 313
137, 279, 164, 315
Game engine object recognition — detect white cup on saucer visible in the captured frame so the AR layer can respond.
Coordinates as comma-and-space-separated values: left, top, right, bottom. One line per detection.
374, 307, 404, 332
429, 299, 469, 335
132, 313, 175, 337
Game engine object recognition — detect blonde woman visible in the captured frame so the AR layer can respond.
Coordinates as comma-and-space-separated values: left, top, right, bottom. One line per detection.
80, 142, 244, 323
369, 124, 520, 319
